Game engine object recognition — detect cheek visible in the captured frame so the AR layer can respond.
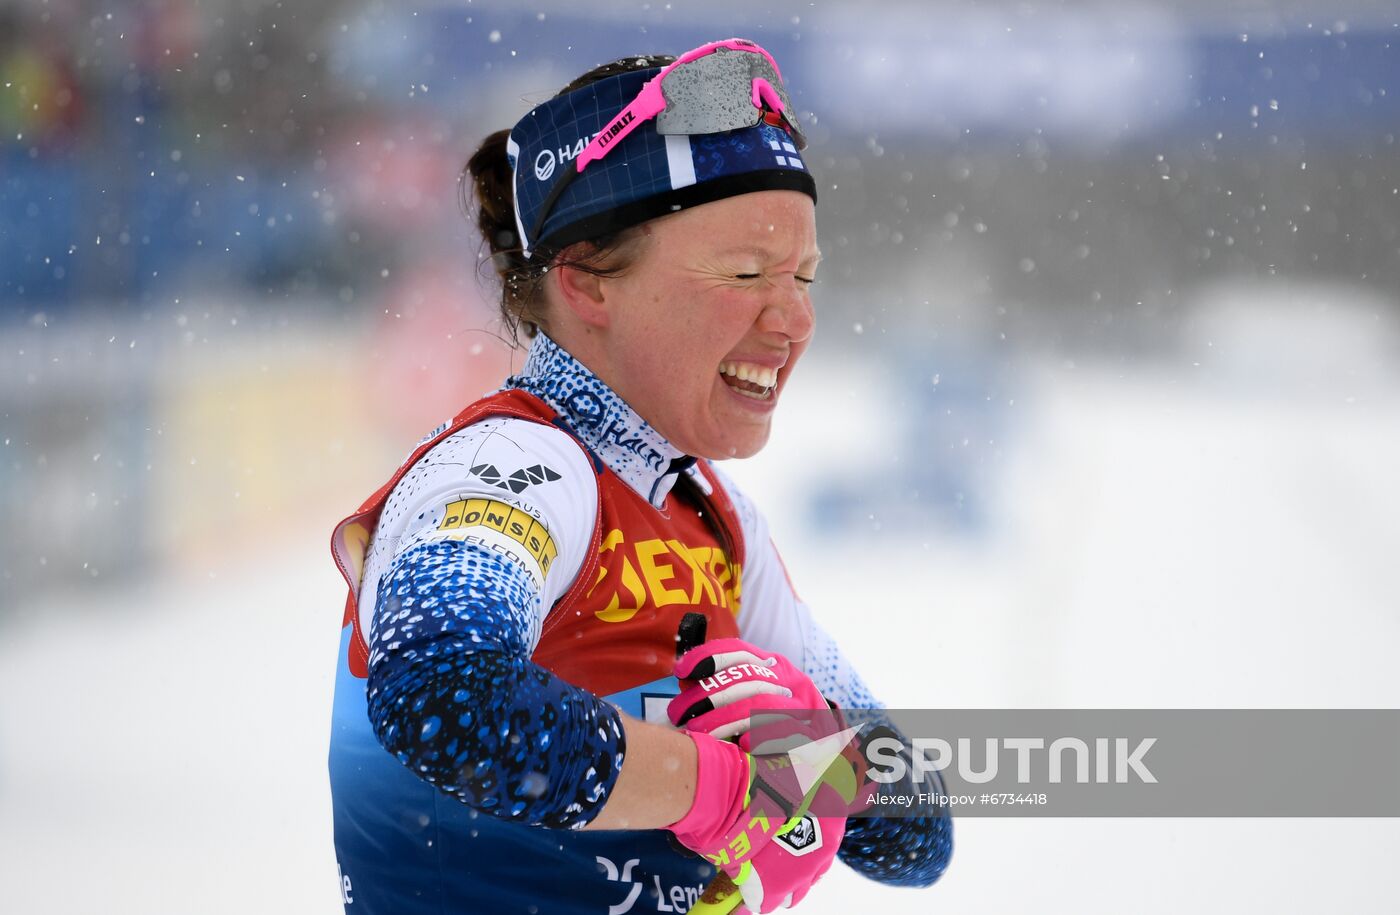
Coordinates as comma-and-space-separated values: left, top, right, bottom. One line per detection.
696, 289, 767, 339
638, 291, 755, 358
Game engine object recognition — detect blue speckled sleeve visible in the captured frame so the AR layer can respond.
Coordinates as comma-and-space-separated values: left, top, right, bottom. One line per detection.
840, 809, 953, 887
839, 726, 954, 886
365, 538, 626, 829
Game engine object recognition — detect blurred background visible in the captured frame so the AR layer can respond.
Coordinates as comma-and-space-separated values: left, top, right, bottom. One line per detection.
2, 0, 1398, 911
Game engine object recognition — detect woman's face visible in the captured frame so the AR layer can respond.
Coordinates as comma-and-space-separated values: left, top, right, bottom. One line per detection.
593, 190, 820, 460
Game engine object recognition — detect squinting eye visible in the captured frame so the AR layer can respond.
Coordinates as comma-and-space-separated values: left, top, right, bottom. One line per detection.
734, 273, 761, 280
796, 276, 817, 286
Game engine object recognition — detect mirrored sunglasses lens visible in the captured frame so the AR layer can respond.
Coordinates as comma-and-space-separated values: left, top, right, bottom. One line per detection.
655, 50, 801, 142
656, 54, 761, 135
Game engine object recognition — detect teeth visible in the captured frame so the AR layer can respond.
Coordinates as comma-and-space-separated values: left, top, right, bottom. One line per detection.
718, 361, 778, 389
732, 387, 771, 401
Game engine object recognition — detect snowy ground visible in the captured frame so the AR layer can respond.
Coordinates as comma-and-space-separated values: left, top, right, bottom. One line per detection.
3, 318, 1399, 912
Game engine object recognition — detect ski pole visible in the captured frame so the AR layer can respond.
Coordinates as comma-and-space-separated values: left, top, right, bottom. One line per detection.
674, 613, 743, 914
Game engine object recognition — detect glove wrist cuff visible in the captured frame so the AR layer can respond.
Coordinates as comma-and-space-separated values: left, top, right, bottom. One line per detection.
667, 732, 749, 850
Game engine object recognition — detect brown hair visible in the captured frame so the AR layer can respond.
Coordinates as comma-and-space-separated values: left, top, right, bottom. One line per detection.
463, 55, 675, 342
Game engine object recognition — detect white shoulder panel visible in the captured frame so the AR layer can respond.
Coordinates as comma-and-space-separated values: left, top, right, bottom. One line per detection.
358, 416, 598, 649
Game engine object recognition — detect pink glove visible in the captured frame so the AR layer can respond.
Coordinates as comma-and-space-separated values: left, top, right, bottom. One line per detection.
667, 732, 850, 915
729, 809, 843, 912
669, 639, 854, 913
668, 639, 829, 745
665, 732, 789, 875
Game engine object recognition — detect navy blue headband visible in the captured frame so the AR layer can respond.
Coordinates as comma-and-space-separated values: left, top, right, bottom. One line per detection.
506, 66, 816, 258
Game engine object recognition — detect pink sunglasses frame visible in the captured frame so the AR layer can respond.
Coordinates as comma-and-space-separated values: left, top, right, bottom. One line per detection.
572, 38, 795, 175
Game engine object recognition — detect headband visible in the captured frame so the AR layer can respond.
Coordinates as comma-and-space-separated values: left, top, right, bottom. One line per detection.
506, 60, 816, 259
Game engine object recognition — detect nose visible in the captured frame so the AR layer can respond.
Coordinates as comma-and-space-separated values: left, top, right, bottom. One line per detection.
756, 276, 815, 343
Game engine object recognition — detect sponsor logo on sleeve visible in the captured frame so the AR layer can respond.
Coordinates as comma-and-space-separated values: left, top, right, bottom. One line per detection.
470, 462, 563, 494
439, 497, 558, 579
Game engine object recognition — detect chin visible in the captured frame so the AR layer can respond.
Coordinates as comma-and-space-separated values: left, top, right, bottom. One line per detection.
695, 427, 770, 461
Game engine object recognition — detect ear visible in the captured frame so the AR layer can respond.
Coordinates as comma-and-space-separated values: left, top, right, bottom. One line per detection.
551, 245, 611, 330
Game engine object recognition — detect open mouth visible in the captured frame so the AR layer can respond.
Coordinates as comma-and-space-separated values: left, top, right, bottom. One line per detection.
718, 360, 778, 401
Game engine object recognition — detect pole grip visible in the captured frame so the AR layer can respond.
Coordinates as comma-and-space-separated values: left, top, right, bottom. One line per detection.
675, 611, 709, 657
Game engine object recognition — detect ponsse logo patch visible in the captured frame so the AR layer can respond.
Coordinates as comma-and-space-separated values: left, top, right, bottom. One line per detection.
439, 498, 558, 577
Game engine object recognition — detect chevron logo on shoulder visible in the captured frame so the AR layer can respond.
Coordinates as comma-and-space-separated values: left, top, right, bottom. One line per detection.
470, 463, 563, 493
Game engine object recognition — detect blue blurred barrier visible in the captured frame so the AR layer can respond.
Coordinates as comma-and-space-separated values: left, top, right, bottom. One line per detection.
3, 149, 332, 307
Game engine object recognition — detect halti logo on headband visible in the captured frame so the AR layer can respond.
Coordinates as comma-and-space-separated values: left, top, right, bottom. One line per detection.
534, 150, 556, 181
534, 133, 603, 182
